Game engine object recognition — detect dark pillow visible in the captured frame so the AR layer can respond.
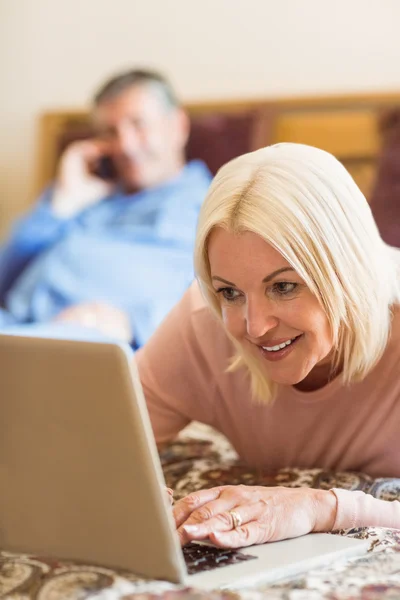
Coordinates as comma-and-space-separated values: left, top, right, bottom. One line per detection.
186, 109, 270, 174
370, 108, 400, 247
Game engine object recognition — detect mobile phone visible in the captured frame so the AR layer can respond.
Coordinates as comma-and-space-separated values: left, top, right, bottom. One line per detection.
93, 155, 118, 181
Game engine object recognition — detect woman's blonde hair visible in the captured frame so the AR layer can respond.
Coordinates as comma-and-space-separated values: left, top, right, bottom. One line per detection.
194, 143, 400, 403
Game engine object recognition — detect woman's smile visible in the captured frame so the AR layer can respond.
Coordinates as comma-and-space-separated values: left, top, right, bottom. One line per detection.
257, 333, 303, 361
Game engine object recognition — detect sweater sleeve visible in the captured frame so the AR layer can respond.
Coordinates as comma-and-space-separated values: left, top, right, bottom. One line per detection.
331, 487, 400, 530
0, 188, 73, 302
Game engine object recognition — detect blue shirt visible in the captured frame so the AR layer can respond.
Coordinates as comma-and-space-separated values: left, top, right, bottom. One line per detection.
0, 160, 211, 346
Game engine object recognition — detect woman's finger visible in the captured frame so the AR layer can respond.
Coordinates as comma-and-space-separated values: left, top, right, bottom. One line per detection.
209, 520, 273, 549
180, 501, 267, 546
173, 487, 225, 528
174, 485, 254, 529
165, 487, 174, 505
176, 492, 243, 529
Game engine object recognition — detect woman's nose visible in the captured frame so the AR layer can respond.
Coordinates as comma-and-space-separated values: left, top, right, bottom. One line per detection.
246, 301, 279, 339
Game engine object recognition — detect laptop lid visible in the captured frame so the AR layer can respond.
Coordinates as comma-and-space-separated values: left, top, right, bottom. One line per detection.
0, 335, 186, 582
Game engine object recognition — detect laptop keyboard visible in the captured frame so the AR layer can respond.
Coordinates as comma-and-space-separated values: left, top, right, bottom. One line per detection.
183, 542, 257, 575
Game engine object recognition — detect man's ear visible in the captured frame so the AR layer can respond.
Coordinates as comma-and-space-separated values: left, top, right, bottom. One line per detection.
172, 108, 190, 150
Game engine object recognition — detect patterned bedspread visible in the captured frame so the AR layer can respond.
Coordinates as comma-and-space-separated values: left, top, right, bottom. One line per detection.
1, 423, 400, 600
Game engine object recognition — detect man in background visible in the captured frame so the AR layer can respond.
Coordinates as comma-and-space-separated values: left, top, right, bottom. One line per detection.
0, 69, 212, 346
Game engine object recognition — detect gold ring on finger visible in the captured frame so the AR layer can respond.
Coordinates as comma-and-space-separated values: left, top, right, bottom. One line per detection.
229, 510, 243, 529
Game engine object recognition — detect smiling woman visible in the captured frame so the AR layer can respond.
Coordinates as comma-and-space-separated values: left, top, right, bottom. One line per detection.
136, 143, 400, 550
195, 143, 399, 400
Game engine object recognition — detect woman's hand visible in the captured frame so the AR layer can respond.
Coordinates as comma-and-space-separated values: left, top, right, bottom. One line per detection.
173, 485, 337, 548
165, 487, 174, 505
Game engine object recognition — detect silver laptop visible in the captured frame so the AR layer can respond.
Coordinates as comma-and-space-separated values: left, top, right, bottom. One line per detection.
0, 334, 368, 590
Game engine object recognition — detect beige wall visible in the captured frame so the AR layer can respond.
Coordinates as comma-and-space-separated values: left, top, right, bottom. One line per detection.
1, 0, 400, 234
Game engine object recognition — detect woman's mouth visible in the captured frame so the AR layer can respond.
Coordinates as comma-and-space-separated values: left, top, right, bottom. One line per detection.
257, 334, 303, 362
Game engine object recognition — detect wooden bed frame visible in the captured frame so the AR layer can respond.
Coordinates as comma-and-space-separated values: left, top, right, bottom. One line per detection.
35, 90, 400, 201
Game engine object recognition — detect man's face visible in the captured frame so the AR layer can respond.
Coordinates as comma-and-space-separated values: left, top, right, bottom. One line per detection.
93, 85, 189, 192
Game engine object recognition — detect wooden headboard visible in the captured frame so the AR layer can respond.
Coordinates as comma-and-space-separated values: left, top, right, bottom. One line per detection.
35, 90, 400, 200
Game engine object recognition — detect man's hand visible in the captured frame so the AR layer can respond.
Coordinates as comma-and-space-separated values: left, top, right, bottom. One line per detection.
173, 485, 337, 548
53, 301, 133, 343
51, 140, 116, 218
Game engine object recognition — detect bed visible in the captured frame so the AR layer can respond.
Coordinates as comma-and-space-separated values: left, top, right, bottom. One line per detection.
1, 422, 400, 599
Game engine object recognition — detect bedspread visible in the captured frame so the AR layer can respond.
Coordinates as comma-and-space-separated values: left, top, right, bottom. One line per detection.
1, 423, 399, 600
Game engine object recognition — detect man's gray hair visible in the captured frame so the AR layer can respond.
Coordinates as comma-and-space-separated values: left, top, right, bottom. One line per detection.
93, 68, 180, 109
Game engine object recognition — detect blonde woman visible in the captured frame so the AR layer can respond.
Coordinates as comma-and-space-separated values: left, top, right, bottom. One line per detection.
136, 143, 400, 549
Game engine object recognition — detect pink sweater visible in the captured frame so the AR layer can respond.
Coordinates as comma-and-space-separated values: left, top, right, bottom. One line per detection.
136, 281, 400, 531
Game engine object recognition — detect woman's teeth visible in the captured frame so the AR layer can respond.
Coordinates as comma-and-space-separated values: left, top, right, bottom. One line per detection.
262, 337, 297, 352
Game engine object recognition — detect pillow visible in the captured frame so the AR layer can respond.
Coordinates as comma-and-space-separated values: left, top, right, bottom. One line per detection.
186, 109, 272, 174
369, 107, 400, 247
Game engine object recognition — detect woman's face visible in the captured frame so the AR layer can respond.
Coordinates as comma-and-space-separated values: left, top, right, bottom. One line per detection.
208, 228, 335, 388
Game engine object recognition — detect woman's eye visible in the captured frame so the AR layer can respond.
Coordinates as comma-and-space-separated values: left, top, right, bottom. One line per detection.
272, 282, 298, 296
216, 287, 242, 302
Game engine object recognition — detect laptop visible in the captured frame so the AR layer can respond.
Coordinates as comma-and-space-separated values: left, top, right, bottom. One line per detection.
0, 334, 368, 590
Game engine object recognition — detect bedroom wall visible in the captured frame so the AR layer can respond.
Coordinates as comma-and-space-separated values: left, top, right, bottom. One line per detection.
1, 0, 400, 234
